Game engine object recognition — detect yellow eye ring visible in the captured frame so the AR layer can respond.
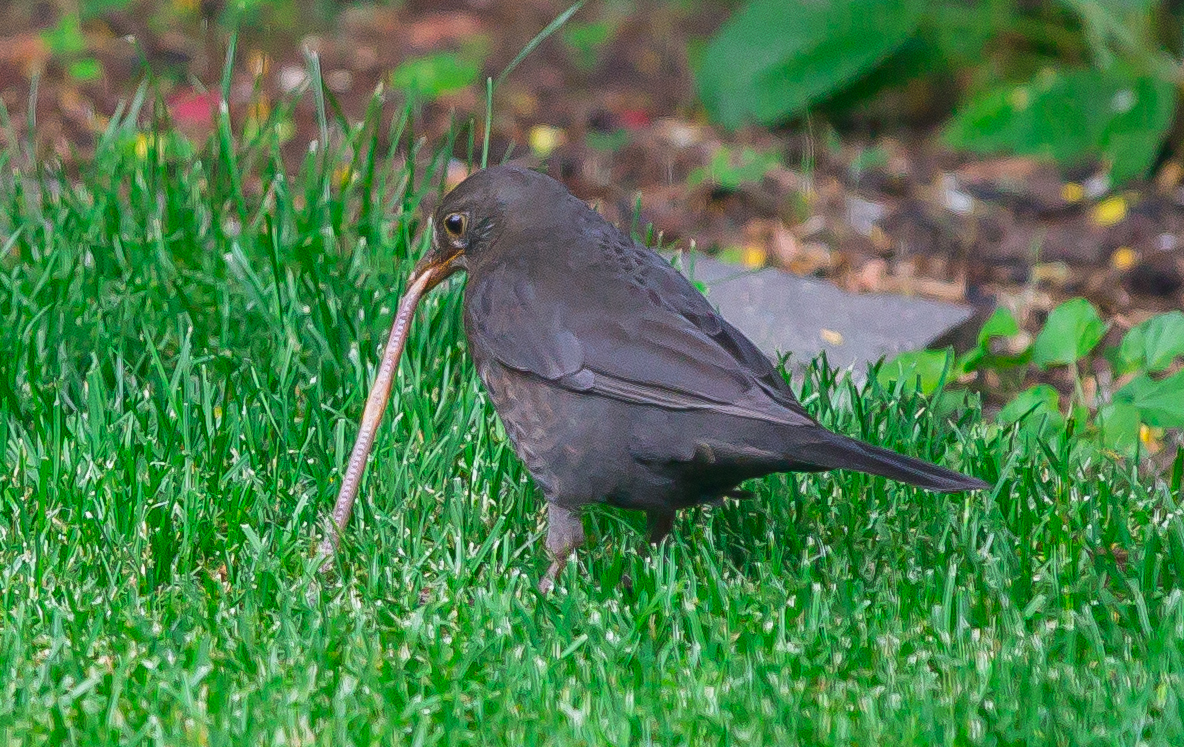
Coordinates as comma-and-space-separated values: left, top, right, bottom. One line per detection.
443, 213, 467, 237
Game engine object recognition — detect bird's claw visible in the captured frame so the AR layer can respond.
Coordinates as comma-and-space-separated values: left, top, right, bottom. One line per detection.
538, 559, 565, 593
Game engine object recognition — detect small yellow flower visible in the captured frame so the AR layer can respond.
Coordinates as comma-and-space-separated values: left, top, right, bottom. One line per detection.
1139, 424, 1163, 453
528, 125, 564, 158
1110, 246, 1138, 271
1091, 196, 1127, 227
742, 245, 766, 268
1061, 182, 1084, 202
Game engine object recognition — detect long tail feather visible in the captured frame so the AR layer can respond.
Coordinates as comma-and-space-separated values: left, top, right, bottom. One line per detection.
794, 433, 988, 493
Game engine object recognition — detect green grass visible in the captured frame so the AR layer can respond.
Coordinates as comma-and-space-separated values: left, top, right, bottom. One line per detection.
2, 88, 1184, 746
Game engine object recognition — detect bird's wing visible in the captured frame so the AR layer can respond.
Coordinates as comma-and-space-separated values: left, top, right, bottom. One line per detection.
465, 239, 814, 427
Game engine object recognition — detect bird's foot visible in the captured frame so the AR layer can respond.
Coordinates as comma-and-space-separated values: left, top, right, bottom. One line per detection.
646, 510, 676, 545
538, 560, 564, 594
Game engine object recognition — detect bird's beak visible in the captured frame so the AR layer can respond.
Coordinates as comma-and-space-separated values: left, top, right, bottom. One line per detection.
409, 233, 467, 293
319, 239, 465, 561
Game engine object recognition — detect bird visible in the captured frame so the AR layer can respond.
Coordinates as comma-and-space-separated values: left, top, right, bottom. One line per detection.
322, 164, 989, 591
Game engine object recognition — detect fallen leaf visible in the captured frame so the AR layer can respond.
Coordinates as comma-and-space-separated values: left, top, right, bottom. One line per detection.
820, 328, 844, 346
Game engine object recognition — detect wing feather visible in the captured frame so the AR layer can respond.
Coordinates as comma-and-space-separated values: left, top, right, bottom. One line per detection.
464, 236, 814, 427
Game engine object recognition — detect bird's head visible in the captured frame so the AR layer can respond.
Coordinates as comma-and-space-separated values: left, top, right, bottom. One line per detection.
409, 165, 581, 290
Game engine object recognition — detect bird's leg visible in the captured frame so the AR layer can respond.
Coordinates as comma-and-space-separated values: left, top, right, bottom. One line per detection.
645, 510, 676, 545
539, 503, 585, 593
610, 510, 676, 595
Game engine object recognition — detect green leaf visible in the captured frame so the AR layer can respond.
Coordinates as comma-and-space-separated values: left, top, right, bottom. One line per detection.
1099, 75, 1178, 182
1114, 370, 1184, 428
877, 348, 954, 396
978, 307, 1020, 346
1115, 310, 1184, 374
68, 58, 103, 82
1097, 401, 1141, 455
564, 20, 614, 70
998, 384, 1060, 424
1031, 298, 1108, 369
943, 66, 1175, 183
961, 305, 1027, 371
997, 384, 1065, 439
391, 53, 480, 100
80, 0, 133, 20
41, 14, 86, 55
696, 0, 923, 128
923, 2, 1009, 69
714, 246, 746, 265
961, 306, 1025, 372
586, 129, 629, 153
688, 146, 781, 190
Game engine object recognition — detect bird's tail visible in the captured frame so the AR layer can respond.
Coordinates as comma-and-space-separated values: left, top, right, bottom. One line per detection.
793, 432, 989, 493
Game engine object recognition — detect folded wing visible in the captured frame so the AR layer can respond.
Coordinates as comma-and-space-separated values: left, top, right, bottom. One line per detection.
465, 236, 814, 428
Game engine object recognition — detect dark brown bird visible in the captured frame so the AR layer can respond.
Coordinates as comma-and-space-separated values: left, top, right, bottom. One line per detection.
322, 165, 989, 590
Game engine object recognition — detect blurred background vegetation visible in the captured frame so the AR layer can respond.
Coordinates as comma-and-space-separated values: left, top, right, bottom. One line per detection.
698, 0, 1180, 183
7, 0, 1183, 168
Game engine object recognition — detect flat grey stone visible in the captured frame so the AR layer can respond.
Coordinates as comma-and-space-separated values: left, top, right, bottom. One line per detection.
674, 253, 975, 378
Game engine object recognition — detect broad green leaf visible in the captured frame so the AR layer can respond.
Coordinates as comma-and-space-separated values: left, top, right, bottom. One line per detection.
1031, 298, 1108, 369
961, 306, 1027, 372
565, 20, 615, 70
943, 66, 1175, 183
997, 384, 1065, 440
390, 53, 479, 100
1099, 75, 1178, 182
1115, 310, 1184, 374
696, 0, 923, 128
68, 58, 103, 82
998, 384, 1061, 425
923, 2, 1009, 69
41, 14, 86, 55
978, 307, 1020, 345
1115, 370, 1184, 428
1097, 401, 1141, 455
877, 348, 954, 396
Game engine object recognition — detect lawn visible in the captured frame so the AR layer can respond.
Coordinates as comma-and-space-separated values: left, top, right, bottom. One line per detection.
2, 94, 1184, 745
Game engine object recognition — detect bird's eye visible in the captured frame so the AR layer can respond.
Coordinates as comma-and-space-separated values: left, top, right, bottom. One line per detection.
443, 213, 467, 237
